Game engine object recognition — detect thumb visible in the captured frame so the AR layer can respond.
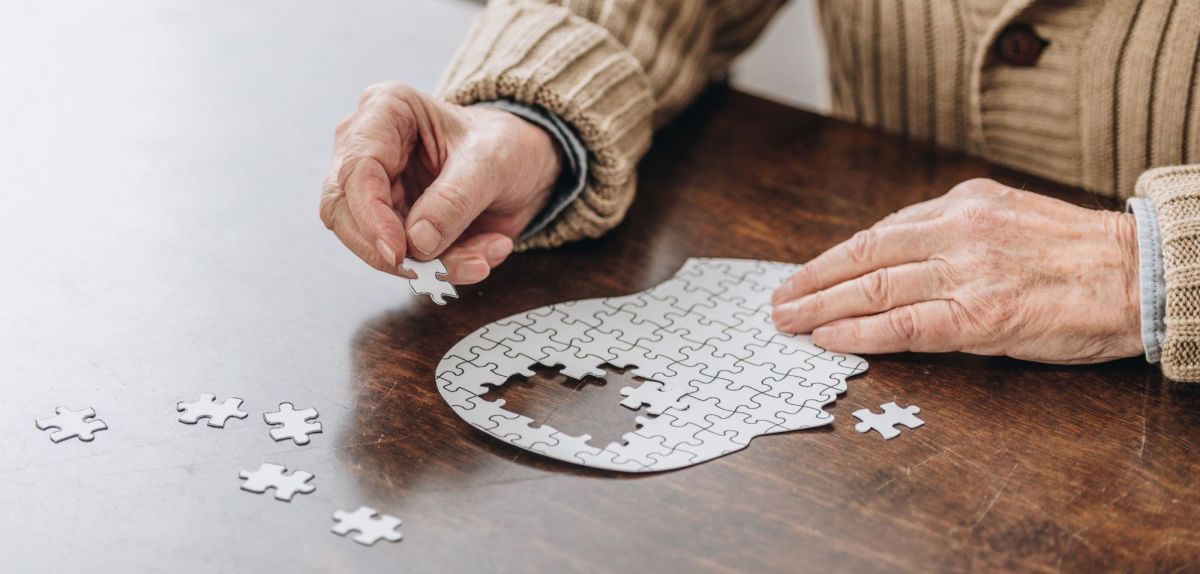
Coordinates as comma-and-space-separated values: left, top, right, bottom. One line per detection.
405, 156, 496, 258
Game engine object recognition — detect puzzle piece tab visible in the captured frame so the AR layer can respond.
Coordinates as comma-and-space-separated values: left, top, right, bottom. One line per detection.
402, 257, 457, 305
35, 407, 108, 443
853, 402, 924, 439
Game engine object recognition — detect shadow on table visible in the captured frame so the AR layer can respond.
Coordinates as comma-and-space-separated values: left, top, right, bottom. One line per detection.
337, 303, 660, 499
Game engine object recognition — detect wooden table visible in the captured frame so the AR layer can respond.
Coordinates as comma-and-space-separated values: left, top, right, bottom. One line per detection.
3, 6, 1198, 571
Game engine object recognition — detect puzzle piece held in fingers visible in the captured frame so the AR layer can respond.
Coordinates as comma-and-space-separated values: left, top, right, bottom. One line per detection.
402, 257, 457, 305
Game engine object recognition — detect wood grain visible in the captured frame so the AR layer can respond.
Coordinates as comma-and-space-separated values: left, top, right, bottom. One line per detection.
4, 81, 1196, 572
343, 88, 1200, 572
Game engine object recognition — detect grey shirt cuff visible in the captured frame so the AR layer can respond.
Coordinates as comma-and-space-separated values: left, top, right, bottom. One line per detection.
1127, 197, 1166, 364
472, 99, 589, 242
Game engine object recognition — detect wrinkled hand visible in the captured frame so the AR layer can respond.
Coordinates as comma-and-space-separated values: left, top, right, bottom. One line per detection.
321, 83, 561, 284
771, 179, 1144, 364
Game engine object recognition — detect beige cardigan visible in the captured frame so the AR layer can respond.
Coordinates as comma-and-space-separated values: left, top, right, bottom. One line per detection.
437, 0, 1200, 381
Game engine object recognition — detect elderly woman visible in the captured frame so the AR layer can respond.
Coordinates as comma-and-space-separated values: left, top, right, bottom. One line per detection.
320, 0, 1200, 381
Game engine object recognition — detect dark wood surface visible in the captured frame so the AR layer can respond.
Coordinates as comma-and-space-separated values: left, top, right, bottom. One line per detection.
4, 12, 1199, 571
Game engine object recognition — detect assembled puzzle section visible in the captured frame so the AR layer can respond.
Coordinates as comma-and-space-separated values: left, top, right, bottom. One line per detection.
435, 258, 869, 473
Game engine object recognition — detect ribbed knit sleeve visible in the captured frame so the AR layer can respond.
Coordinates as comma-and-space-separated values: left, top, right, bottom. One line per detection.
1137, 165, 1200, 382
436, 0, 785, 249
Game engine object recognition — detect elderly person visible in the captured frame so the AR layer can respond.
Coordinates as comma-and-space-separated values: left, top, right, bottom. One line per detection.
320, 0, 1200, 381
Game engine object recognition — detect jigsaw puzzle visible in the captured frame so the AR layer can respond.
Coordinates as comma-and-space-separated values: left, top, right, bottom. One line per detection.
402, 257, 457, 305
176, 393, 248, 428
332, 506, 403, 546
263, 403, 322, 445
239, 463, 316, 501
35, 407, 108, 443
435, 258, 869, 472
853, 402, 923, 439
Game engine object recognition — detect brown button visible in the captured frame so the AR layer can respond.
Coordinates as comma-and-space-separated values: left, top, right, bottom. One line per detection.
995, 23, 1047, 67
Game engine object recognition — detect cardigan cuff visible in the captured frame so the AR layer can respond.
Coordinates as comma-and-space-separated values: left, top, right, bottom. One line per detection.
1127, 197, 1166, 363
1135, 165, 1200, 382
437, 1, 653, 249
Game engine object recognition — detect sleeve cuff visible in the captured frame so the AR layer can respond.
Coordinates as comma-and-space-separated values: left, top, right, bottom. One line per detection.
473, 99, 589, 241
1127, 197, 1166, 363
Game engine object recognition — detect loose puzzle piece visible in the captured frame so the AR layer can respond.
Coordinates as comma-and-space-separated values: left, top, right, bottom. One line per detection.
263, 403, 322, 445
238, 463, 316, 501
402, 257, 457, 305
35, 407, 108, 443
176, 393, 248, 428
331, 506, 403, 546
853, 402, 924, 439
434, 258, 870, 472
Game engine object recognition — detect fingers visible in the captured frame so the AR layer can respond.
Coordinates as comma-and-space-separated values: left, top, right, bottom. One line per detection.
772, 222, 937, 305
437, 233, 514, 285
319, 188, 403, 275
811, 300, 965, 354
324, 83, 429, 273
405, 156, 496, 260
772, 261, 946, 334
340, 156, 408, 267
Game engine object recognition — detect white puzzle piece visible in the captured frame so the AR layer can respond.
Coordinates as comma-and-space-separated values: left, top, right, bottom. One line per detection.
331, 506, 403, 546
435, 258, 869, 472
402, 257, 457, 305
176, 393, 248, 428
35, 407, 108, 443
238, 463, 316, 501
853, 402, 923, 439
263, 403, 322, 445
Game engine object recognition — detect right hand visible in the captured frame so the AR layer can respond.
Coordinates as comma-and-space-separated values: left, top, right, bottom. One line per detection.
320, 83, 562, 284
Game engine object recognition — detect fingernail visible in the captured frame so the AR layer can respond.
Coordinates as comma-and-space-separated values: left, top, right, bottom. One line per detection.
409, 220, 441, 255
460, 259, 490, 283
771, 301, 800, 331
812, 325, 841, 346
375, 239, 397, 267
486, 238, 511, 262
771, 281, 791, 305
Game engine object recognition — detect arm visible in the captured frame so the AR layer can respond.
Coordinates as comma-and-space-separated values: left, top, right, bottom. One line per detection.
438, 0, 788, 249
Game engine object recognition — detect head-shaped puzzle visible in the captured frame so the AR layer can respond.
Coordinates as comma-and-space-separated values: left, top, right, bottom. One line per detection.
435, 258, 868, 472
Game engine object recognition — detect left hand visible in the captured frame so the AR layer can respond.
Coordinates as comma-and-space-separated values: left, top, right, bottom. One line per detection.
771, 178, 1144, 364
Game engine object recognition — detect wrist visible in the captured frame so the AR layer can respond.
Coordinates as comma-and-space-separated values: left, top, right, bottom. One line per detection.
1114, 210, 1145, 356
478, 105, 561, 217
518, 116, 563, 204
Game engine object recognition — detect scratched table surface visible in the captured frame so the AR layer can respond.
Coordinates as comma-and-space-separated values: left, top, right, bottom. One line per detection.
3, 2, 1200, 573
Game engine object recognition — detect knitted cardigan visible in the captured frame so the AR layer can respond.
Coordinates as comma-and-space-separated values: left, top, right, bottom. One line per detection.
437, 0, 1200, 381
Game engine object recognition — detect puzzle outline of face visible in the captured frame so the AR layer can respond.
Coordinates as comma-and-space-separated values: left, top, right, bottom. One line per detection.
435, 258, 869, 472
